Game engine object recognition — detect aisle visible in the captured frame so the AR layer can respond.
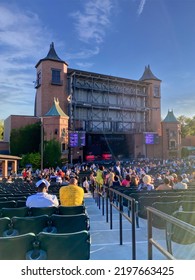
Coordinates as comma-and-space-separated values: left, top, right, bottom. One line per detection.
84, 193, 158, 260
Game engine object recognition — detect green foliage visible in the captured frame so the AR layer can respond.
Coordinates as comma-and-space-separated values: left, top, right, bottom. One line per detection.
20, 153, 41, 169
181, 147, 189, 158
43, 139, 62, 168
177, 115, 195, 138
0, 120, 4, 140
10, 122, 41, 156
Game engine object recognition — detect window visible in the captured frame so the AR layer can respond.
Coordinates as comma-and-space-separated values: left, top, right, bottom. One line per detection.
35, 71, 41, 88
62, 143, 66, 151
51, 69, 62, 85
169, 140, 176, 150
153, 85, 160, 97
61, 128, 66, 137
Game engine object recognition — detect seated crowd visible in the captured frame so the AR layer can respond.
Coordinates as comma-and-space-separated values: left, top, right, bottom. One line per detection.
1, 158, 195, 209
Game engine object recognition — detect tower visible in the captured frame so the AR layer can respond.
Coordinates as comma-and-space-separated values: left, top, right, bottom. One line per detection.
42, 98, 69, 162
34, 42, 69, 117
161, 110, 181, 159
140, 65, 162, 136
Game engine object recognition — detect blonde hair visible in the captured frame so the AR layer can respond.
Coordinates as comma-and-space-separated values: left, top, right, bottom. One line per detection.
143, 175, 152, 184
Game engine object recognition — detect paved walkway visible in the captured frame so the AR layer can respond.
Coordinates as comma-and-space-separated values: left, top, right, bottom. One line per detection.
84, 192, 168, 260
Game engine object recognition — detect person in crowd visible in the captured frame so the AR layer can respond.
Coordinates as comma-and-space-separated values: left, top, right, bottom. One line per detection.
107, 170, 115, 187
89, 171, 95, 192
121, 174, 131, 187
156, 177, 172, 191
95, 165, 105, 190
22, 168, 27, 181
167, 175, 174, 187
112, 175, 122, 187
26, 179, 59, 207
59, 177, 84, 206
182, 174, 189, 184
173, 175, 188, 190
6, 175, 13, 183
129, 175, 139, 188
82, 176, 89, 193
56, 174, 62, 185
138, 175, 154, 191
113, 161, 122, 179
171, 173, 178, 184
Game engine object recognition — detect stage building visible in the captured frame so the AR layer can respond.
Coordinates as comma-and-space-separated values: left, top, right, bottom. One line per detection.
3, 43, 182, 163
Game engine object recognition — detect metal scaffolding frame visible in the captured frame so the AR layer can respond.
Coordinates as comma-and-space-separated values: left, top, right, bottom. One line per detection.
67, 69, 150, 134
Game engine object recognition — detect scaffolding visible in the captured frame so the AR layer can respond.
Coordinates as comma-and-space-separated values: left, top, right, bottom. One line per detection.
67, 69, 150, 134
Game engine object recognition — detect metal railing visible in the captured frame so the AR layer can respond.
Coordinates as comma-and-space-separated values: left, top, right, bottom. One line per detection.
147, 206, 195, 260
94, 185, 137, 260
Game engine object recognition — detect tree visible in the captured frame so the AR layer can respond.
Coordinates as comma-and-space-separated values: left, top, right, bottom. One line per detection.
177, 115, 192, 138
20, 153, 41, 170
0, 120, 4, 140
10, 122, 41, 156
43, 139, 62, 168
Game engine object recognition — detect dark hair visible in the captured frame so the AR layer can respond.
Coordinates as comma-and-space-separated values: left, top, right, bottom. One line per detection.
177, 175, 183, 182
164, 178, 170, 185
114, 175, 119, 181
37, 182, 47, 192
125, 174, 131, 181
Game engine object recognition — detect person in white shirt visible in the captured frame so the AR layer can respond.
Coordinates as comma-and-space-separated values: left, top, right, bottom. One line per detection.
173, 175, 188, 190
182, 174, 189, 184
26, 179, 59, 208
82, 176, 89, 193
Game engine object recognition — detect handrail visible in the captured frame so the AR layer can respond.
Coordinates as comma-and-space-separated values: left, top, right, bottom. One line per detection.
147, 206, 195, 260
95, 185, 137, 260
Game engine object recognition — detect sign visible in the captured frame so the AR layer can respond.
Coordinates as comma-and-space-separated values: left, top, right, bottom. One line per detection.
69, 131, 86, 147
144, 133, 159, 145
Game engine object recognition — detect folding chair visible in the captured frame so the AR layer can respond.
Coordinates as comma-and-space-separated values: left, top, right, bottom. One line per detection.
49, 213, 90, 233
166, 210, 195, 255
0, 217, 11, 237
0, 200, 17, 209
0, 207, 29, 218
29, 207, 58, 216
27, 231, 91, 260
58, 205, 86, 215
151, 201, 179, 229
3, 215, 50, 236
0, 233, 36, 260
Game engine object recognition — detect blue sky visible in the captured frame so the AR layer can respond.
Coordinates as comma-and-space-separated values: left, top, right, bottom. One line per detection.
1, 0, 195, 121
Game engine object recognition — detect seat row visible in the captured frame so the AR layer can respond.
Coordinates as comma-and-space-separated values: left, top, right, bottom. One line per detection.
0, 204, 86, 218
166, 210, 195, 256
151, 201, 195, 228
0, 213, 90, 237
0, 231, 90, 260
138, 197, 195, 219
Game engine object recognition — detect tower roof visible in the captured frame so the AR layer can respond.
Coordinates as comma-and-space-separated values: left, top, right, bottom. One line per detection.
162, 110, 179, 123
139, 65, 161, 81
35, 42, 68, 67
45, 98, 69, 118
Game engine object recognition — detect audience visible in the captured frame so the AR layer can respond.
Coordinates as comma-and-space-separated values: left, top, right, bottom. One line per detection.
121, 174, 131, 187
26, 179, 59, 208
138, 175, 154, 191
156, 177, 172, 191
59, 177, 84, 206
173, 175, 188, 190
